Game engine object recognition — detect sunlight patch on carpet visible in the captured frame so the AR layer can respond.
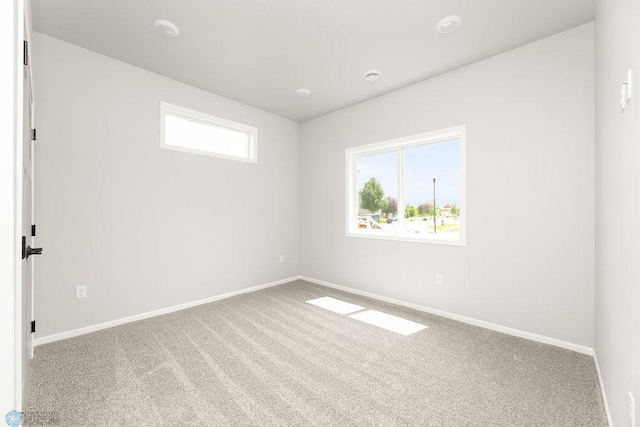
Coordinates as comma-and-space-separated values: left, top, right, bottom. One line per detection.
349, 310, 427, 335
306, 297, 366, 315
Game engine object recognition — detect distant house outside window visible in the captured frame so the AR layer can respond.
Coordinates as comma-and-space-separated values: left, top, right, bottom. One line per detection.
160, 102, 257, 163
346, 125, 466, 245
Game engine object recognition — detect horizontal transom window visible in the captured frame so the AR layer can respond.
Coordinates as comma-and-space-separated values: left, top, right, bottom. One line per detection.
346, 125, 466, 246
160, 102, 257, 163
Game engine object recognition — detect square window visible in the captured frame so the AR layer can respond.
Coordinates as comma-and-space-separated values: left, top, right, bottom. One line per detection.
346, 126, 466, 245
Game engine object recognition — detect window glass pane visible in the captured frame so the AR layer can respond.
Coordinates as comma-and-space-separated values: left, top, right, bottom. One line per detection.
165, 113, 249, 158
356, 151, 399, 232
403, 140, 461, 239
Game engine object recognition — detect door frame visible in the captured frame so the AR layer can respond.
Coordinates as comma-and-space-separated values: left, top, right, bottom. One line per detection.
0, 0, 32, 413
21, 0, 36, 389
25, 0, 35, 363
17, 0, 34, 410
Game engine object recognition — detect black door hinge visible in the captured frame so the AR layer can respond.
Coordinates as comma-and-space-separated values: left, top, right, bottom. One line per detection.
31, 224, 36, 237
31, 129, 36, 141
31, 320, 36, 334
23, 40, 28, 66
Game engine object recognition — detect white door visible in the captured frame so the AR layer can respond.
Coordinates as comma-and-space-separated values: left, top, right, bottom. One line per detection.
21, 39, 38, 407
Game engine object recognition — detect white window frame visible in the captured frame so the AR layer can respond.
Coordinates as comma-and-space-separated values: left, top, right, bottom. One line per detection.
345, 125, 466, 246
160, 101, 258, 163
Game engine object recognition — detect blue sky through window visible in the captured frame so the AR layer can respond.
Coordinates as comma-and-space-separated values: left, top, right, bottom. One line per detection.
356, 139, 460, 207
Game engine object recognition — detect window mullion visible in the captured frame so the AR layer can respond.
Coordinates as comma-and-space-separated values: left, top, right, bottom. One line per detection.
397, 147, 405, 234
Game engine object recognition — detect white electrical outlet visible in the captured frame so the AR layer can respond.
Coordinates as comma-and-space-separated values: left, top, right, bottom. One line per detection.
435, 274, 444, 285
76, 285, 87, 299
630, 392, 636, 427
279, 255, 285, 263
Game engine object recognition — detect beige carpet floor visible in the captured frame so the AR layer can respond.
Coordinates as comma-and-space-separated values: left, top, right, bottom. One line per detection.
27, 280, 608, 426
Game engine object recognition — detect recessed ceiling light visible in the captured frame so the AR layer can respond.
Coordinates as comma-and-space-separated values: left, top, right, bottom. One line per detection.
153, 19, 180, 38
436, 16, 462, 34
364, 70, 381, 82
296, 88, 311, 97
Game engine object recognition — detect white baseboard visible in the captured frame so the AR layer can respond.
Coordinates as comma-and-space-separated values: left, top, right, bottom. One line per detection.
34, 276, 300, 347
593, 351, 613, 426
299, 276, 594, 356
34, 274, 608, 422
35, 274, 595, 358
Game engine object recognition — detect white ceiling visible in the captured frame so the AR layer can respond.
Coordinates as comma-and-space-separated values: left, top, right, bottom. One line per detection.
32, 0, 596, 122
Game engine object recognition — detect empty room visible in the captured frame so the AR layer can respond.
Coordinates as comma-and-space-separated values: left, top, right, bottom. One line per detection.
2, 0, 639, 426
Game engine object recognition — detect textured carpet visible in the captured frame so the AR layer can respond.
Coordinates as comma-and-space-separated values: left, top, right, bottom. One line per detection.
28, 280, 608, 426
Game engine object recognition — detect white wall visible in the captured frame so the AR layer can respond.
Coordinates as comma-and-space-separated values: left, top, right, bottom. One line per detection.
594, 0, 640, 424
301, 24, 595, 348
32, 32, 301, 338
32, 23, 598, 352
